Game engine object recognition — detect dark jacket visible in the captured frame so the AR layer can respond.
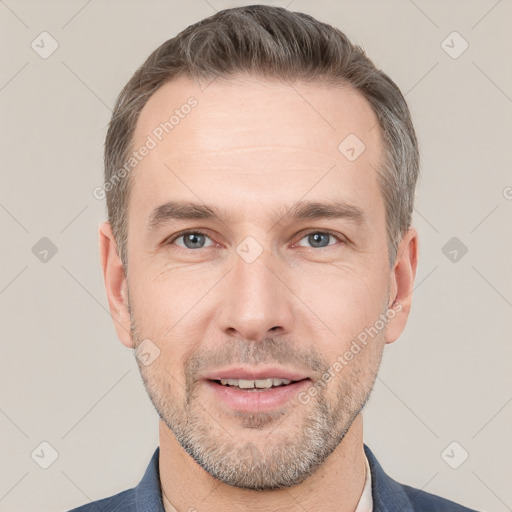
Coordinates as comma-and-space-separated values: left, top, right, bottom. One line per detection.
67, 444, 479, 511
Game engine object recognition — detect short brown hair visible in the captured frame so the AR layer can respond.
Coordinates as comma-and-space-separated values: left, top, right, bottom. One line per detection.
104, 5, 419, 272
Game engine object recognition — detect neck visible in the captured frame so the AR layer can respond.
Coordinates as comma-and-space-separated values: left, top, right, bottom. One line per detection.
159, 414, 366, 512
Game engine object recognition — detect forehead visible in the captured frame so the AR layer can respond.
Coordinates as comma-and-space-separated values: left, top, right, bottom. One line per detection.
129, 75, 384, 227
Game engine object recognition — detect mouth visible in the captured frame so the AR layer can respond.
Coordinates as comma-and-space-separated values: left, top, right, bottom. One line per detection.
215, 377, 295, 390
202, 368, 311, 412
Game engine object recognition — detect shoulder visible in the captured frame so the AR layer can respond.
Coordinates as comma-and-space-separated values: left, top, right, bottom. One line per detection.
66, 488, 136, 511
363, 444, 480, 512
65, 446, 163, 512
400, 482, 479, 511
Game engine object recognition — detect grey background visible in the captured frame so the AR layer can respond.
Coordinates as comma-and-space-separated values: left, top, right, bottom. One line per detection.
1, 1, 511, 511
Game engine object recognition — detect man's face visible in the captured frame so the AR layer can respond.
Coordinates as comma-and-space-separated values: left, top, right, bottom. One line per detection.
123, 76, 395, 489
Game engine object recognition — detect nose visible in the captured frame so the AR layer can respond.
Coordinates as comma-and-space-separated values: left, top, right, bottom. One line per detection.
216, 248, 295, 343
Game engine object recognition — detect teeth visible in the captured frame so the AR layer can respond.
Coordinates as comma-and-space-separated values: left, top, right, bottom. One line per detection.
255, 379, 273, 388
219, 378, 293, 388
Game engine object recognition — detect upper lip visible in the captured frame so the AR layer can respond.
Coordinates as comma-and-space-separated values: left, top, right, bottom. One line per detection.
202, 367, 309, 381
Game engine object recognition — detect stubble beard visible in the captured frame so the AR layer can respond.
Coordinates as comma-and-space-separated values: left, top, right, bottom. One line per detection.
129, 303, 384, 490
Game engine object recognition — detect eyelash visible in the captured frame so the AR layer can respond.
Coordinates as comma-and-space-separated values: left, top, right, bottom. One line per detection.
166, 229, 346, 250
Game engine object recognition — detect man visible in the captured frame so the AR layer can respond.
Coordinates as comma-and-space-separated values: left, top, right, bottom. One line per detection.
70, 5, 478, 511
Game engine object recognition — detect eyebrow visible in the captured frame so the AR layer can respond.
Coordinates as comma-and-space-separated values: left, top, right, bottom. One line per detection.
146, 199, 365, 232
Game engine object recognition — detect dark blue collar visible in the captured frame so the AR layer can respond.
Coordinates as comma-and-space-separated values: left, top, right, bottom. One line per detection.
130, 444, 475, 512
133, 447, 165, 511
132, 444, 414, 512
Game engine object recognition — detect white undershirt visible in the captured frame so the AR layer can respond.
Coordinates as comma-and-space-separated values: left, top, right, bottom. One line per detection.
354, 453, 373, 512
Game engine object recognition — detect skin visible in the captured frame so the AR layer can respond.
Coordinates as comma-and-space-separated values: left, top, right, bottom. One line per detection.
99, 75, 418, 511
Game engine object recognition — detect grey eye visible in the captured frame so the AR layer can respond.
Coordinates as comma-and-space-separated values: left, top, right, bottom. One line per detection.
174, 232, 214, 249
296, 232, 337, 248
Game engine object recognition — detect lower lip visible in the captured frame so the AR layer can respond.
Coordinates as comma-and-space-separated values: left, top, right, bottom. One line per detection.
204, 379, 311, 413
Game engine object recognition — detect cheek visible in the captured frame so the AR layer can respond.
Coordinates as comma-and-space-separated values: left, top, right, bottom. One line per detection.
129, 262, 206, 326
293, 263, 389, 345
127, 271, 206, 373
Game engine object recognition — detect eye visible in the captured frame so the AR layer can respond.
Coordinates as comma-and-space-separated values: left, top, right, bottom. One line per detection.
166, 230, 345, 251
169, 230, 215, 250
295, 231, 344, 249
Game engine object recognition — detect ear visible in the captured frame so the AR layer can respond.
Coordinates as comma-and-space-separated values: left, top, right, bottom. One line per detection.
98, 221, 133, 348
385, 227, 418, 344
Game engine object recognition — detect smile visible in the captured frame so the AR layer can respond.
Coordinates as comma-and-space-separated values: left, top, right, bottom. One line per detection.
217, 378, 293, 389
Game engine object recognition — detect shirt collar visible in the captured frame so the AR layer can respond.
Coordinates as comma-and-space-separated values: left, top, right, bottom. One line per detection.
137, 444, 413, 512
354, 451, 373, 512
134, 447, 165, 511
